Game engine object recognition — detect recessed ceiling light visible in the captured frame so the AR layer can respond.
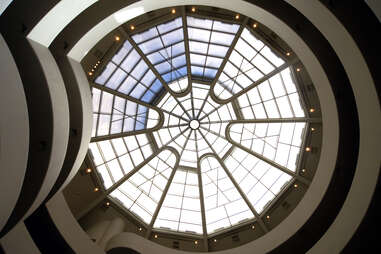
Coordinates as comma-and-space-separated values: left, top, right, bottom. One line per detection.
171, 8, 176, 14
94, 187, 99, 192
235, 14, 240, 20
191, 7, 196, 12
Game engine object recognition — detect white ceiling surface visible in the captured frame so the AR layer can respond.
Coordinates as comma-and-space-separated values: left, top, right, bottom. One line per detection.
25, 0, 380, 253
366, 0, 381, 22
0, 0, 13, 15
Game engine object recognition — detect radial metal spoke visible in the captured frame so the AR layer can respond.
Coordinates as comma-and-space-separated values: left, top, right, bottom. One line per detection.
216, 156, 269, 233
208, 18, 248, 99
227, 138, 310, 185
197, 131, 269, 233
122, 28, 192, 118
228, 117, 321, 124
146, 128, 192, 238
105, 147, 168, 194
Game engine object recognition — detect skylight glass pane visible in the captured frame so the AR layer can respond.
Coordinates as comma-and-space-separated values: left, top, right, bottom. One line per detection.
92, 88, 161, 138
201, 156, 254, 233
236, 67, 306, 119
215, 28, 288, 100
95, 62, 116, 85
132, 18, 189, 93
111, 149, 176, 223
155, 170, 202, 234
188, 16, 239, 80
229, 122, 306, 171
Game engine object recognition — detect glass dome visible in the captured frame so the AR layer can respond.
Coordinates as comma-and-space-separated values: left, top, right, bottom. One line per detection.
88, 11, 310, 237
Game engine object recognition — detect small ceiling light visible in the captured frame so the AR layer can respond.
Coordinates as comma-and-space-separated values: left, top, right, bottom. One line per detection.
235, 14, 240, 20
296, 68, 301, 72
130, 25, 135, 30
266, 215, 270, 219
86, 168, 92, 173
311, 127, 315, 131
106, 202, 110, 206
94, 187, 99, 192
294, 184, 298, 188
91, 69, 94, 72
302, 169, 306, 173
305, 147, 311, 152
97, 61, 100, 64
88, 72, 93, 76
213, 239, 217, 242
191, 7, 196, 12
138, 227, 142, 231
253, 23, 258, 28
115, 35, 120, 41
251, 225, 255, 229
286, 52, 291, 56
171, 8, 176, 14
154, 234, 158, 238
309, 108, 315, 113
194, 240, 198, 245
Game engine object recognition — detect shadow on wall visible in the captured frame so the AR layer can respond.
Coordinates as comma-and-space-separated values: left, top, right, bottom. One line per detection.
107, 247, 140, 254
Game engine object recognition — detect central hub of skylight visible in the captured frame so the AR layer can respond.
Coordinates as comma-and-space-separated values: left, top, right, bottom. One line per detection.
89, 12, 311, 238
189, 119, 200, 130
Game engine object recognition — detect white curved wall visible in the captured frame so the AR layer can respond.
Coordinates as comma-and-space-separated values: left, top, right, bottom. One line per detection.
23, 40, 70, 219
0, 34, 29, 233
57, 58, 93, 192
47, 192, 105, 254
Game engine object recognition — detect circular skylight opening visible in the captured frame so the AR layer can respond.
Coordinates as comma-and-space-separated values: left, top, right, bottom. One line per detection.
189, 119, 200, 130
88, 8, 317, 240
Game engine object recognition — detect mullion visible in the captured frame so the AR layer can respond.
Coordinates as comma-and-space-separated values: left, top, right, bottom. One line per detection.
109, 138, 128, 175
152, 52, 185, 66
232, 45, 266, 75
98, 46, 133, 86
108, 95, 117, 135
96, 142, 116, 184
201, 21, 214, 78
190, 62, 219, 71
94, 90, 104, 137
187, 24, 237, 35
143, 40, 184, 58
153, 29, 192, 118
189, 50, 224, 60
279, 69, 297, 117
134, 25, 183, 45
157, 51, 187, 82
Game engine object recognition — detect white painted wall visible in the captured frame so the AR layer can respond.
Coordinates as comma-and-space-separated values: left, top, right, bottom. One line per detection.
0, 34, 29, 233
0, 0, 13, 15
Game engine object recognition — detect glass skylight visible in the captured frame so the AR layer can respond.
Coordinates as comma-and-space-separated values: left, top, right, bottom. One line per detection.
95, 39, 163, 103
214, 28, 286, 100
187, 16, 239, 80
89, 13, 310, 237
91, 87, 161, 138
132, 17, 188, 92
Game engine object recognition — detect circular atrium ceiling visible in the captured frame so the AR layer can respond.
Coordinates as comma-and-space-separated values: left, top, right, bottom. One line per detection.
87, 6, 321, 245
